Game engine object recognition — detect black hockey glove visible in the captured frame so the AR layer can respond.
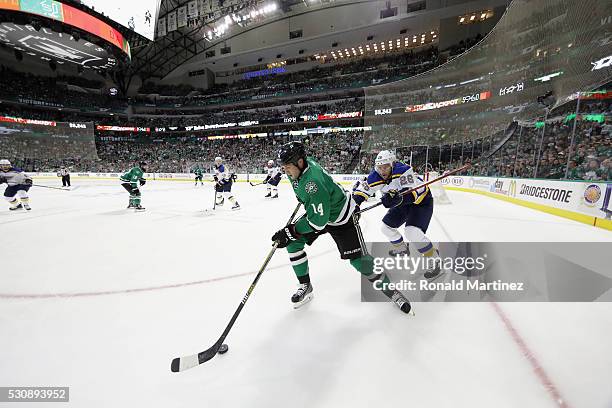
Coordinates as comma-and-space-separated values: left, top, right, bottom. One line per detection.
263, 175, 271, 183
272, 224, 301, 248
24, 178, 33, 186
352, 192, 366, 206
381, 190, 403, 208
139, 179, 146, 186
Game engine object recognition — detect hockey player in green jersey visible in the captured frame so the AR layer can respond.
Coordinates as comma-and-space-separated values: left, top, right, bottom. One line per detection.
120, 162, 147, 210
194, 167, 204, 186
271, 141, 412, 314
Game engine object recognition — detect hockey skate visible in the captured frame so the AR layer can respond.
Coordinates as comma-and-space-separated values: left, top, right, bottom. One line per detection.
133, 204, 146, 211
389, 242, 409, 256
23, 204, 31, 211
231, 202, 241, 210
292, 283, 313, 309
9, 203, 23, 211
423, 264, 442, 281
271, 193, 278, 199
265, 192, 272, 198
390, 291, 414, 315
216, 197, 225, 206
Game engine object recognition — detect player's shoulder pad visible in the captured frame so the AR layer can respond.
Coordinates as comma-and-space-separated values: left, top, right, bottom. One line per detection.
218, 164, 225, 172
366, 170, 384, 186
392, 161, 411, 177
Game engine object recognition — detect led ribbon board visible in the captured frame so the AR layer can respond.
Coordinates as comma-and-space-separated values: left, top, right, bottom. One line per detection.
0, 0, 130, 62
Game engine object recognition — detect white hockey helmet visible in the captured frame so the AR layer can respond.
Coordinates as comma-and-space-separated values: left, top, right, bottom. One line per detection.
0, 159, 11, 169
375, 150, 395, 166
214, 156, 222, 165
374, 150, 395, 176
267, 159, 274, 167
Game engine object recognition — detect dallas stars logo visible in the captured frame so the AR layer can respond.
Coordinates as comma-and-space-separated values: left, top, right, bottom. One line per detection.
292, 180, 299, 190
305, 181, 318, 194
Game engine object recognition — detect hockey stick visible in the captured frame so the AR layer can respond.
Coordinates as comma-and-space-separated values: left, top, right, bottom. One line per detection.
249, 181, 266, 187
32, 184, 71, 191
202, 186, 217, 216
212, 183, 217, 211
171, 202, 302, 372
356, 164, 470, 215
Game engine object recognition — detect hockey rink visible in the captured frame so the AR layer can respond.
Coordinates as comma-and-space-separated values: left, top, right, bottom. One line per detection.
1, 180, 611, 408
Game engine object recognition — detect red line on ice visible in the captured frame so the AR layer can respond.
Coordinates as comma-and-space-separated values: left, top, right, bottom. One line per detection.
0, 270, 257, 299
490, 302, 571, 408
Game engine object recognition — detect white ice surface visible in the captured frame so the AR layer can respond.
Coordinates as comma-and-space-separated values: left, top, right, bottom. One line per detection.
1, 181, 611, 408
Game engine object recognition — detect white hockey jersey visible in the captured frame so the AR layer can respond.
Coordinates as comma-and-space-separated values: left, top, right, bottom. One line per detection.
353, 161, 429, 205
266, 166, 282, 180
213, 164, 232, 182
0, 167, 32, 186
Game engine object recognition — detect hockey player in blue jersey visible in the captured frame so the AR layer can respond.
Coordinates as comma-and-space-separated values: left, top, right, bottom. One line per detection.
213, 156, 240, 210
263, 159, 282, 198
353, 150, 441, 279
0, 159, 33, 211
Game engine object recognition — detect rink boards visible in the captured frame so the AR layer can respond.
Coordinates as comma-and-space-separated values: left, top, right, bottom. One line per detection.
29, 172, 611, 230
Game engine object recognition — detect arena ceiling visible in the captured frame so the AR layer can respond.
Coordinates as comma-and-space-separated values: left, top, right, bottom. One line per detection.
129, 0, 307, 80
129, 0, 510, 80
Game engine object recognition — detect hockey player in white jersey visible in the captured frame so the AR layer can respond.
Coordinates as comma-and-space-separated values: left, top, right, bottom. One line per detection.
0, 159, 33, 211
263, 159, 282, 198
213, 157, 240, 210
352, 150, 441, 279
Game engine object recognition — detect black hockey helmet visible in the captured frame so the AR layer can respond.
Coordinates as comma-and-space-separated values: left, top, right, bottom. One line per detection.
139, 161, 147, 171
277, 141, 306, 166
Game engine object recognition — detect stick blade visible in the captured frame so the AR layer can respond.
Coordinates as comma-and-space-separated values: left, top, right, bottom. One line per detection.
170, 353, 199, 372
170, 343, 221, 373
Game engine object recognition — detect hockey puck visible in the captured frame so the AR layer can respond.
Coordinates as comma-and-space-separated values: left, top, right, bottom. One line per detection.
218, 344, 229, 354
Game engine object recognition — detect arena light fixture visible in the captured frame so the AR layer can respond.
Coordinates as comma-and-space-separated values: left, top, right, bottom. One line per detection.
207, 2, 279, 41
458, 9, 493, 25
315, 30, 437, 62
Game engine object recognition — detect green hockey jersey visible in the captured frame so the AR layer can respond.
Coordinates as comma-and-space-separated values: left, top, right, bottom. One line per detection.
194, 168, 204, 177
120, 167, 145, 186
289, 157, 355, 234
